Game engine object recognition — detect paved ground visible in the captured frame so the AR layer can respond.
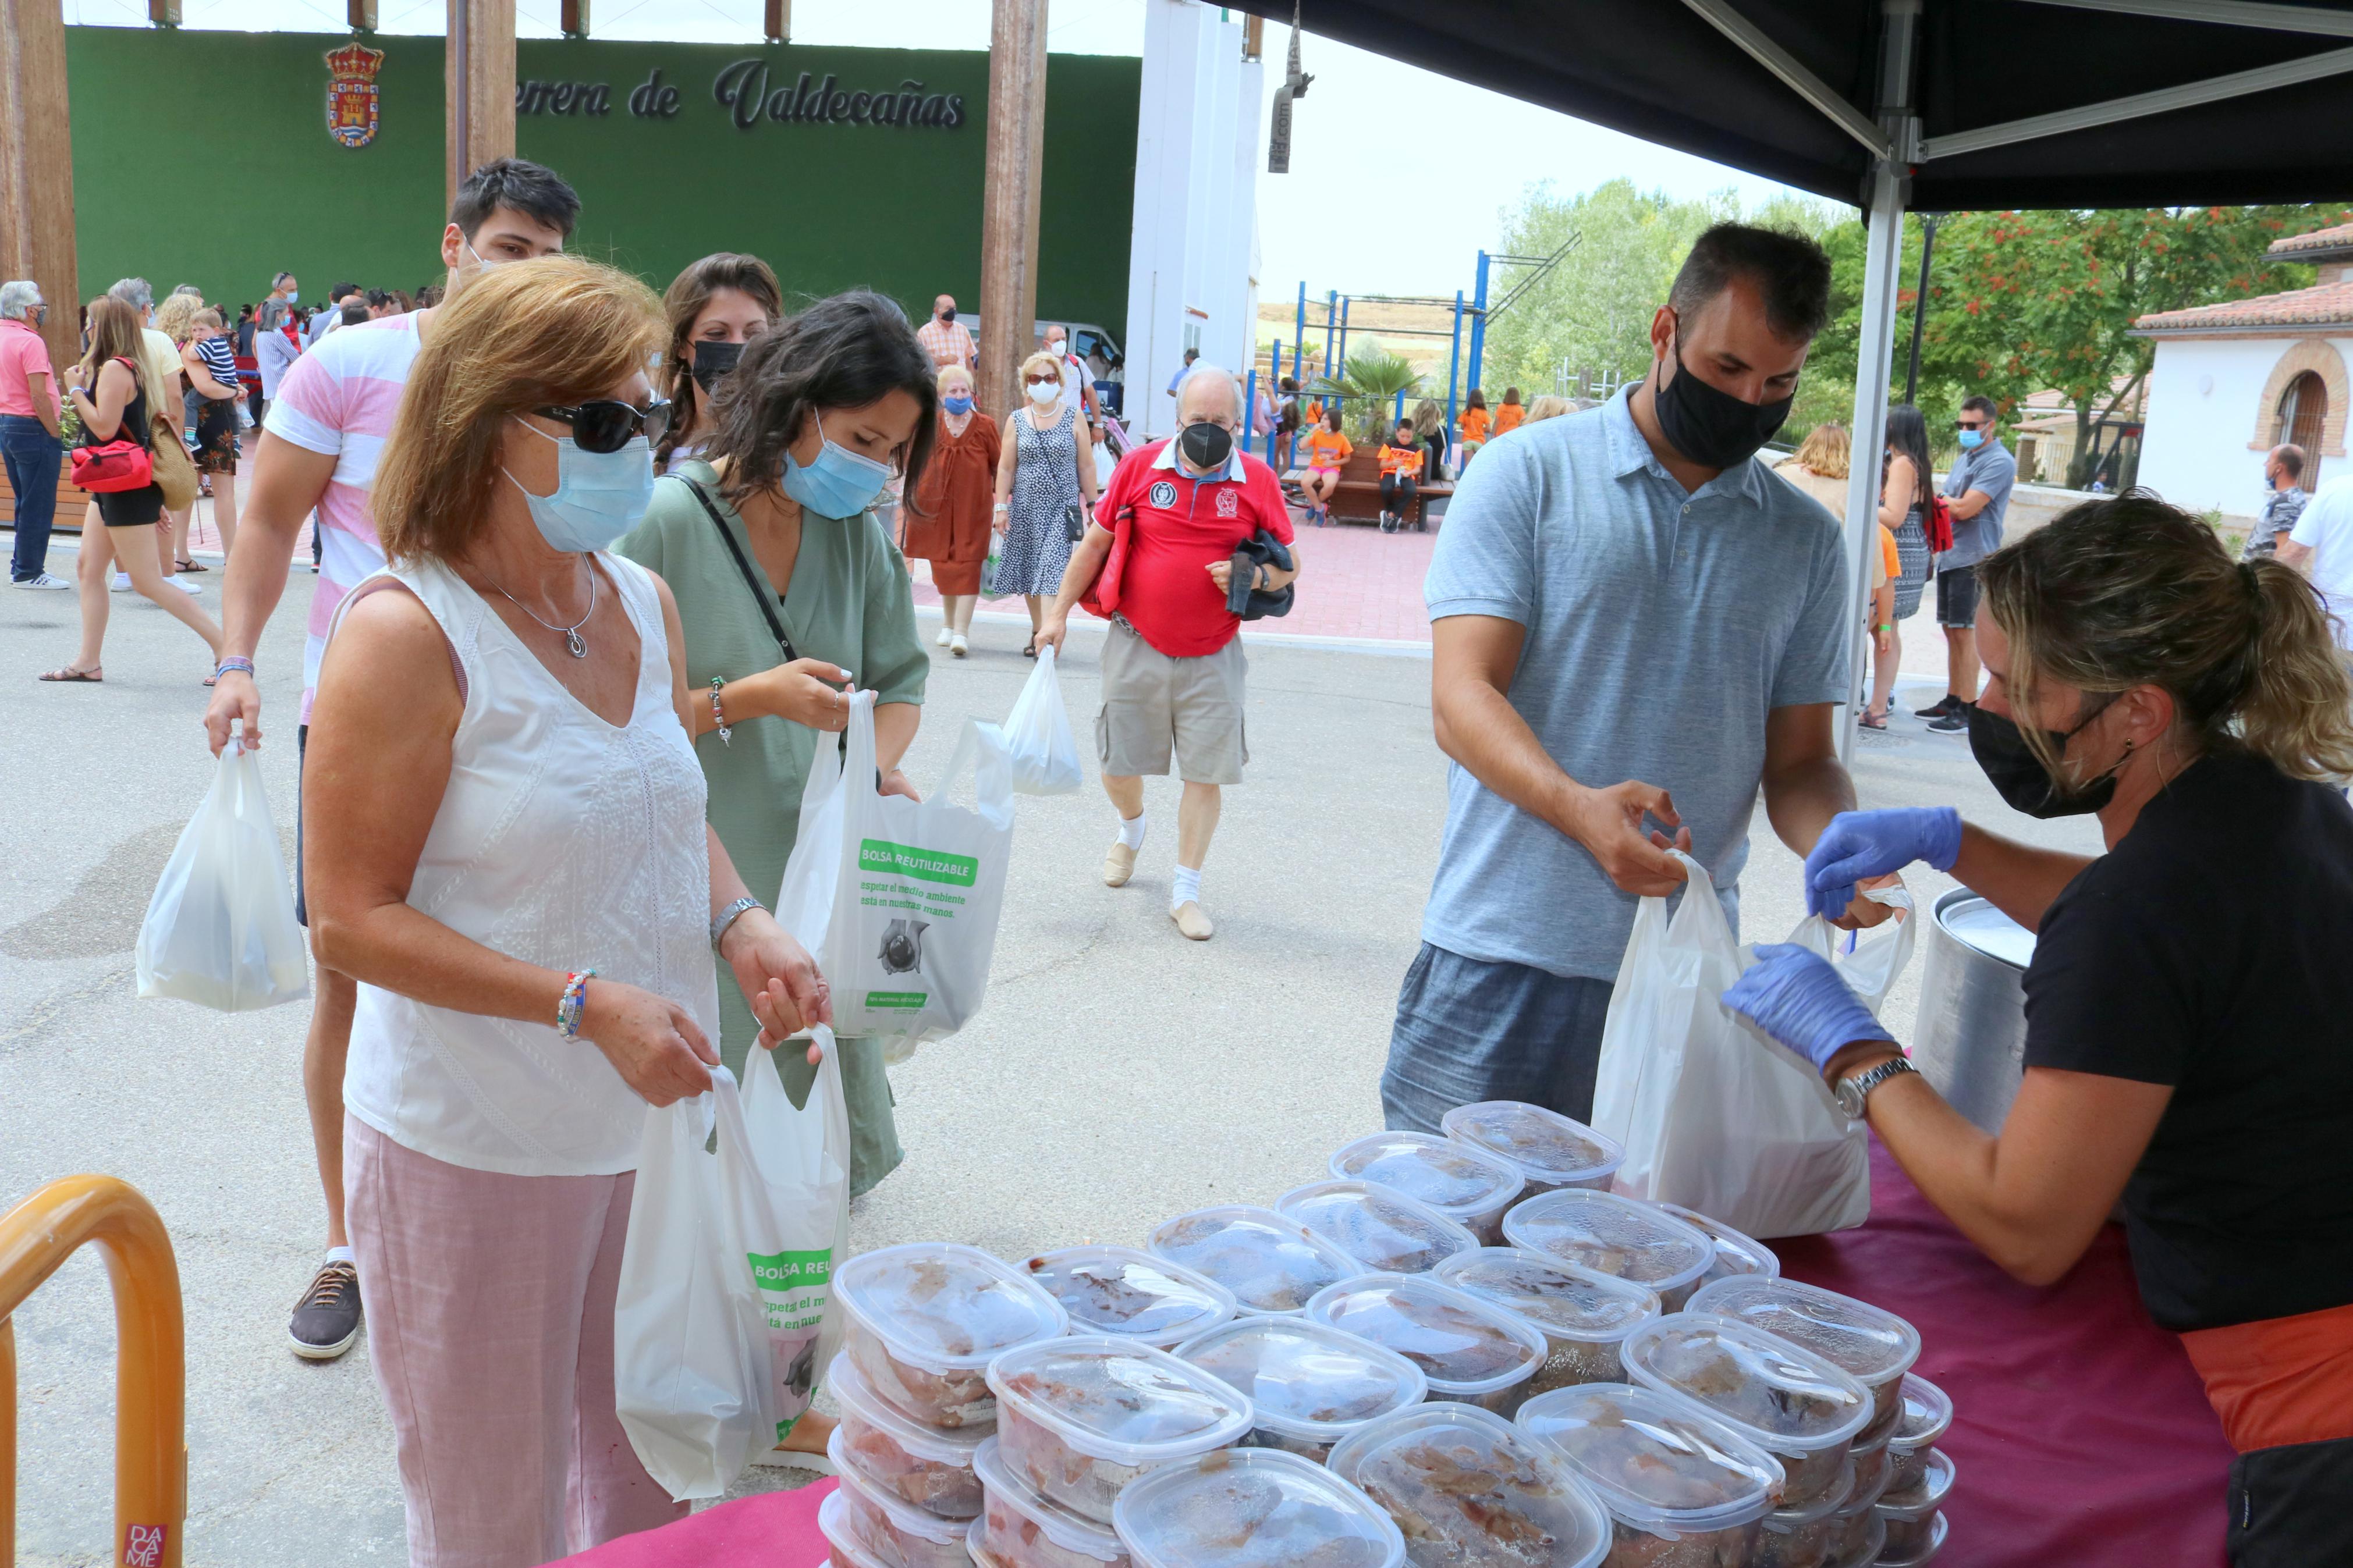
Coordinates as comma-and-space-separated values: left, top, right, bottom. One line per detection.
0, 527, 2101, 1565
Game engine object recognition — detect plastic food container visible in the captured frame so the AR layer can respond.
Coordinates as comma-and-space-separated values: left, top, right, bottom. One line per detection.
1304, 1273, 1549, 1414
1516, 1382, 1785, 1568
827, 1435, 978, 1568
1329, 1400, 1613, 1568
1439, 1101, 1626, 1196
1020, 1247, 1236, 1349
1753, 1457, 1855, 1568
1886, 1374, 1953, 1495
1500, 1190, 1717, 1311
1619, 1314, 1871, 1508
820, 1492, 897, 1568
1172, 1315, 1426, 1462
837, 1243, 1070, 1430
1876, 1509, 1947, 1567
1843, 1433, 1890, 1510
1329, 1130, 1528, 1243
1873, 1446, 1954, 1562
1820, 1492, 1886, 1568
1111, 1446, 1408, 1568
985, 1336, 1253, 1525
974, 1437, 1133, 1568
1687, 1277, 1920, 1446
1146, 1206, 1360, 1316
1656, 1203, 1781, 1287
832, 1352, 989, 1519
1432, 1248, 1661, 1396
1276, 1180, 1481, 1275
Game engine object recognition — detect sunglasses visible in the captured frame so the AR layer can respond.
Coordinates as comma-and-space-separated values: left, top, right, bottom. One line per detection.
1955, 419, 1988, 431
534, 399, 672, 453
1024, 375, 1060, 386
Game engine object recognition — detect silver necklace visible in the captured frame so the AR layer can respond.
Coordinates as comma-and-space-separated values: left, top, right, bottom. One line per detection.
494, 555, 596, 657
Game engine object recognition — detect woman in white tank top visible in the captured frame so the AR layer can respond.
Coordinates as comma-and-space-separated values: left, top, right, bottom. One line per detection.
301, 257, 833, 1565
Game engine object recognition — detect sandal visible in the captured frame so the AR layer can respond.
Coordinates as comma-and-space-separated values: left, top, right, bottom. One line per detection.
39, 664, 102, 682
1022, 638, 1038, 659
176, 558, 208, 571
1859, 709, 1889, 730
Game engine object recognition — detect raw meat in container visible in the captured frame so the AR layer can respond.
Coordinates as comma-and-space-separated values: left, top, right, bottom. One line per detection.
1110, 1446, 1407, 1568
825, 1446, 978, 1568
1685, 1277, 1918, 1446
1653, 1204, 1779, 1288
1331, 1130, 1528, 1244
1433, 1248, 1660, 1396
1500, 1191, 1715, 1312
1440, 1101, 1626, 1196
1022, 1246, 1237, 1348
836, 1242, 1069, 1429
1172, 1315, 1426, 1462
1304, 1273, 1548, 1416
831, 1350, 989, 1519
1618, 1314, 1870, 1508
1147, 1206, 1359, 1315
1277, 1180, 1482, 1275
1516, 1381, 1784, 1568
974, 1437, 1133, 1568
985, 1336, 1254, 1525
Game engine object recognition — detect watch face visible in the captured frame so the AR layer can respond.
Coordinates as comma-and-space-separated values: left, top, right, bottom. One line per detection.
1834, 1076, 1867, 1121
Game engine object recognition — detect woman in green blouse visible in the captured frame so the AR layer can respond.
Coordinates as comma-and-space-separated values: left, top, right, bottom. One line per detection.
617, 290, 936, 1214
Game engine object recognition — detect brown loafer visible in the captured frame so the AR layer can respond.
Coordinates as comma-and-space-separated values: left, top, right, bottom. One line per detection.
1102, 842, 1138, 888
1170, 901, 1214, 941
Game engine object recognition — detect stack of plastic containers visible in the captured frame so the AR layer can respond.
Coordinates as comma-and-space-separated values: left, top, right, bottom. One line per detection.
1687, 1277, 1922, 1450
970, 1438, 1131, 1568
983, 1338, 1254, 1524
1329, 1130, 1527, 1243
1439, 1101, 1626, 1196
1502, 1188, 1717, 1311
1618, 1313, 1873, 1507
1172, 1315, 1426, 1462
1517, 1381, 1786, 1567
1112, 1448, 1408, 1568
1432, 1247, 1662, 1396
1145, 1205, 1358, 1315
1303, 1273, 1549, 1414
1329, 1402, 1613, 1568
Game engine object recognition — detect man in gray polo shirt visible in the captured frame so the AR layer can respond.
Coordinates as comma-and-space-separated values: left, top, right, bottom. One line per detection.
1917, 393, 2015, 733
1385, 223, 1898, 1131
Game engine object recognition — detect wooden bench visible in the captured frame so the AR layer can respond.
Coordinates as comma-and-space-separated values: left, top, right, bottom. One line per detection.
0, 462, 91, 532
1322, 447, 1453, 528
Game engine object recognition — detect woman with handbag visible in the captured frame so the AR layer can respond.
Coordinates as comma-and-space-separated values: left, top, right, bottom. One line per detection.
40, 296, 222, 683
993, 348, 1098, 656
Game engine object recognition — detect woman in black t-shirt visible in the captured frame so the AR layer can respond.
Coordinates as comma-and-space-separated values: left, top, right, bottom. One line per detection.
1724, 494, 2353, 1568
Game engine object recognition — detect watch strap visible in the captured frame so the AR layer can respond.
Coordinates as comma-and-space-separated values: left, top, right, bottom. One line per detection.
710, 895, 764, 950
1839, 1055, 1918, 1118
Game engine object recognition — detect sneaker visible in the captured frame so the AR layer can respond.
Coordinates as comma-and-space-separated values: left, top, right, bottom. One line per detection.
949, 632, 968, 658
1912, 694, 1960, 719
1926, 704, 1972, 734
936, 624, 953, 648
169, 576, 201, 594
288, 1259, 363, 1360
12, 571, 70, 590
112, 572, 133, 592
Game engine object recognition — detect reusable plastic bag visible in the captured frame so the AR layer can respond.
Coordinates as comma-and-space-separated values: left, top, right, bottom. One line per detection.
772, 691, 1015, 1056
615, 1065, 782, 1501
1589, 853, 1914, 1240
737, 1025, 853, 1442
135, 733, 310, 1012
1001, 644, 1083, 795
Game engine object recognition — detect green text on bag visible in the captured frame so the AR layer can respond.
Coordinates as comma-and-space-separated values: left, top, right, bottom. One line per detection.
858, 838, 978, 887
865, 990, 928, 1010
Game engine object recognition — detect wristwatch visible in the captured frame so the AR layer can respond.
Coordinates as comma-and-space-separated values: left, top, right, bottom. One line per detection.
1834, 1055, 1918, 1121
710, 895, 765, 951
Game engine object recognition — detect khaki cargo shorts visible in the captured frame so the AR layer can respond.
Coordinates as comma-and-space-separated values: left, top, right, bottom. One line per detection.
1096, 617, 1248, 785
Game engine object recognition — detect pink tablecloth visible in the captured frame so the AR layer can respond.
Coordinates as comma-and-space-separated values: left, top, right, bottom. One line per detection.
553, 1477, 834, 1568
1775, 1140, 2234, 1566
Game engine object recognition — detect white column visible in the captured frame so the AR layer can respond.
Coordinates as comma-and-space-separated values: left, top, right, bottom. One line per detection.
1223, 51, 1265, 376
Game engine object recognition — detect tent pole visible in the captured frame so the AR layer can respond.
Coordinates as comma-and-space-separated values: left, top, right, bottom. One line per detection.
1446, 288, 1464, 453
1903, 213, 1937, 406
1266, 340, 1282, 464
1468, 250, 1490, 394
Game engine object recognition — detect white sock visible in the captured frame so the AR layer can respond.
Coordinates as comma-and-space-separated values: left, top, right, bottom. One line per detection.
1116, 812, 1147, 852
325, 1245, 356, 1267
1171, 864, 1202, 911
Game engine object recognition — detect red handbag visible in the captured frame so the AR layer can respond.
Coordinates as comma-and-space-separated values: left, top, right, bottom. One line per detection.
69, 357, 155, 494
1927, 493, 1955, 553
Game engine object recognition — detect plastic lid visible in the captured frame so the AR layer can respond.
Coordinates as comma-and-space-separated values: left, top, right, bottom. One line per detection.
1302, 1274, 1546, 1396
1112, 1446, 1408, 1568
1875, 1446, 1955, 1519
1432, 1247, 1660, 1345
1889, 1374, 1954, 1452
1516, 1382, 1786, 1535
1021, 1246, 1238, 1347
1876, 1507, 1947, 1568
1275, 1180, 1481, 1275
1500, 1189, 1716, 1296
1687, 1277, 1921, 1391
1329, 1131, 1526, 1221
1656, 1204, 1782, 1282
985, 1336, 1255, 1467
1620, 1314, 1872, 1455
1172, 1317, 1426, 1443
973, 1437, 1130, 1561
817, 1491, 900, 1568
1761, 1455, 1857, 1529
1146, 1206, 1360, 1316
1440, 1101, 1626, 1189
1829, 1510, 1890, 1568
827, 1352, 989, 1466
827, 1428, 972, 1546
1844, 1440, 1892, 1511
1327, 1401, 1612, 1568
1938, 894, 2036, 969
834, 1242, 1068, 1372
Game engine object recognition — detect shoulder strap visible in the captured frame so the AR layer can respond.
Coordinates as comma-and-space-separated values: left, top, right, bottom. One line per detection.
675, 474, 796, 662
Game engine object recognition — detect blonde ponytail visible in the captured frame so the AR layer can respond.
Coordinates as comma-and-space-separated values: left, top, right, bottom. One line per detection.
2238, 556, 2353, 782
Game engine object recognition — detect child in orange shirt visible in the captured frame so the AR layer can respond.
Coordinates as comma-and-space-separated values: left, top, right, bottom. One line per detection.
1457, 389, 1490, 448
1378, 419, 1427, 534
1300, 404, 1353, 526
1490, 387, 1525, 439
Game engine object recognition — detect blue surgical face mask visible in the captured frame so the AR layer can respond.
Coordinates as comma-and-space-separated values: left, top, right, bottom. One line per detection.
942, 393, 973, 416
1957, 427, 1985, 450
782, 429, 893, 517
504, 419, 656, 552
285, 289, 299, 304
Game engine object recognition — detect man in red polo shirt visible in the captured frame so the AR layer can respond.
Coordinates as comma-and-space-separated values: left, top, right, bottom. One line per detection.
1037, 363, 1303, 940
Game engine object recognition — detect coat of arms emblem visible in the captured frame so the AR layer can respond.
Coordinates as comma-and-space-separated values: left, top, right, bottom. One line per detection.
325, 42, 385, 149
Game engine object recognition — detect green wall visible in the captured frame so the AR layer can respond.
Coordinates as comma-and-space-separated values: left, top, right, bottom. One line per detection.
62, 29, 1137, 332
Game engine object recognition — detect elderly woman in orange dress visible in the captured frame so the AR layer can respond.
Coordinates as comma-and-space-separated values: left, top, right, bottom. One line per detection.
903, 362, 999, 657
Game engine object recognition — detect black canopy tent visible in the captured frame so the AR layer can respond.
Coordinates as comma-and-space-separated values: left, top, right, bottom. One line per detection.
1230, 0, 2353, 755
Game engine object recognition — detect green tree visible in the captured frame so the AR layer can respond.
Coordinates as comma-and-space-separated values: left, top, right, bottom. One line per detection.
1307, 342, 1422, 445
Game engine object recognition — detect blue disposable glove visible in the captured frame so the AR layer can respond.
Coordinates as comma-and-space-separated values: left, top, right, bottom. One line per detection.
1803, 807, 1962, 919
1721, 943, 1895, 1074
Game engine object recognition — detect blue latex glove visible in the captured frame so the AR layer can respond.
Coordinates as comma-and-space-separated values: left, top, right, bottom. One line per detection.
1721, 943, 1895, 1074
1803, 807, 1962, 919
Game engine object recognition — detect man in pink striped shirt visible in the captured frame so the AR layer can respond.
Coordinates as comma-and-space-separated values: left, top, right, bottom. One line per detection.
203, 158, 581, 1361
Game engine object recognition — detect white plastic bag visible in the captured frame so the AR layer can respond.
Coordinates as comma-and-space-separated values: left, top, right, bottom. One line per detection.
737, 1025, 852, 1443
1590, 854, 1913, 1239
773, 691, 1014, 1053
136, 734, 310, 1012
614, 1066, 782, 1500
1001, 644, 1082, 795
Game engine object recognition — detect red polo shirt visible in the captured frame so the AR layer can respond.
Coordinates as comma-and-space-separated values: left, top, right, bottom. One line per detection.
1092, 439, 1295, 657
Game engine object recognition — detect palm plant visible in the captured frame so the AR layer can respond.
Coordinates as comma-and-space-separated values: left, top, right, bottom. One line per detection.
1306, 342, 1423, 445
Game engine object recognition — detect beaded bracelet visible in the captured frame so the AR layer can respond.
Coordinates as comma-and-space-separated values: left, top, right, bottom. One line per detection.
215, 655, 255, 680
556, 969, 596, 1039
709, 677, 731, 747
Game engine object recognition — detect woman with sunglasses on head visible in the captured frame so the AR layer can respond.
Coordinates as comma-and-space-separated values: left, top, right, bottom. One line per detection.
654, 251, 782, 473
992, 347, 1099, 656
303, 256, 831, 1562
1724, 493, 2353, 1567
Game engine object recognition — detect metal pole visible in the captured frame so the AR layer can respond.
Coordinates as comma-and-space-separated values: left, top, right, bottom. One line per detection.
1445, 287, 1464, 446
1294, 280, 1306, 369
1393, 388, 1406, 428
1902, 213, 1939, 407
1336, 296, 1351, 371
1266, 340, 1282, 464
1467, 250, 1491, 394
1244, 362, 1257, 458
1322, 289, 1336, 378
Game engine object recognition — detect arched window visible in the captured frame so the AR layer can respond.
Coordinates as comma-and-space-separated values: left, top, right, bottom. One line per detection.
2276, 371, 2328, 486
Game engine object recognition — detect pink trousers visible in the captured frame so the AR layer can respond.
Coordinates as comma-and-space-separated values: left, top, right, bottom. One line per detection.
345, 1115, 686, 1567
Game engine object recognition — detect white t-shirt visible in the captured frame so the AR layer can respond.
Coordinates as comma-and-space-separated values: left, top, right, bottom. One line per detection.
1049, 350, 1087, 418
2288, 473, 2353, 649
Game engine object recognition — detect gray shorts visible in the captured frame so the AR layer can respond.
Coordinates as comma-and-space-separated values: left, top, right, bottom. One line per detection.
1382, 943, 1616, 1130
1096, 617, 1248, 785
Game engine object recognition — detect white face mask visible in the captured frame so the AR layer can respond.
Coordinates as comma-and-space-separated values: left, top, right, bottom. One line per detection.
1027, 380, 1061, 406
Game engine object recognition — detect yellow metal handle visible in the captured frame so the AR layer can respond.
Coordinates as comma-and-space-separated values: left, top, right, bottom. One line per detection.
0, 1175, 186, 1567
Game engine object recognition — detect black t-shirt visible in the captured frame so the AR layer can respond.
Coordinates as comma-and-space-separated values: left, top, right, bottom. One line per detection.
2024, 750, 2353, 1331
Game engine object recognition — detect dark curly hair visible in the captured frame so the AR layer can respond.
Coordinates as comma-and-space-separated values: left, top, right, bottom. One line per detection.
656, 252, 783, 472
702, 289, 938, 515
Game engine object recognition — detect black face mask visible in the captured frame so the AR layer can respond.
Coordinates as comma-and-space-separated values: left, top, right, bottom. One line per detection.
1967, 697, 2128, 818
1179, 421, 1234, 472
937, 307, 956, 323
689, 339, 744, 394
1651, 332, 1793, 470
